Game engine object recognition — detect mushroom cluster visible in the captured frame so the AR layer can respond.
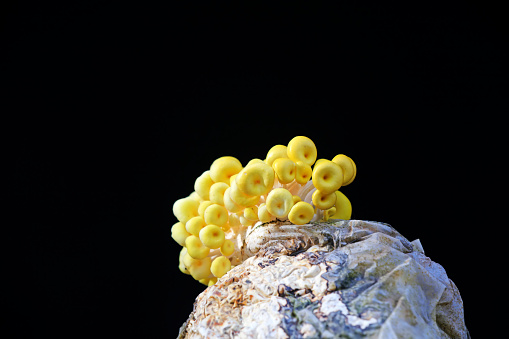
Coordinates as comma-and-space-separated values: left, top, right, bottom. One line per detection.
171, 136, 356, 286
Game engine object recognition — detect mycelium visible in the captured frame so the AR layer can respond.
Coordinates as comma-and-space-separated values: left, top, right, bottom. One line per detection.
171, 136, 357, 286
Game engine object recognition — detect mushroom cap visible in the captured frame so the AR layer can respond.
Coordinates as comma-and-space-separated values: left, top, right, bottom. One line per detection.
185, 235, 210, 259
171, 222, 190, 246
194, 171, 214, 200
288, 201, 315, 225
188, 256, 212, 280
312, 160, 343, 195
173, 197, 200, 224
204, 204, 228, 227
210, 256, 231, 278
243, 205, 259, 221
332, 154, 357, 186
266, 188, 294, 218
312, 189, 337, 210
210, 156, 243, 184
272, 158, 296, 184
220, 239, 235, 257
287, 136, 317, 166
236, 162, 275, 196
330, 190, 352, 220
295, 161, 312, 185
229, 178, 260, 207
199, 224, 226, 249
223, 187, 244, 213
257, 203, 274, 223
209, 182, 229, 206
185, 216, 207, 237
265, 144, 288, 166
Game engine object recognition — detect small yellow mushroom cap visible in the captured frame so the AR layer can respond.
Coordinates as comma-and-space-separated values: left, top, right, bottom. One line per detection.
223, 187, 244, 213
209, 182, 229, 205
236, 162, 275, 196
266, 188, 294, 218
185, 216, 207, 236
332, 154, 357, 186
312, 160, 343, 195
243, 205, 259, 221
220, 239, 235, 256
247, 158, 265, 166
198, 200, 214, 217
199, 224, 225, 249
324, 207, 336, 221
273, 158, 296, 184
265, 144, 288, 166
208, 277, 218, 286
185, 235, 210, 259
211, 256, 231, 278
189, 256, 212, 280
210, 156, 243, 184
229, 179, 260, 207
183, 252, 195, 268
292, 195, 302, 204
295, 161, 312, 185
330, 190, 352, 220
204, 203, 228, 227
179, 247, 191, 275
312, 189, 337, 210
171, 222, 191, 246
257, 203, 273, 223
194, 171, 214, 200
288, 201, 314, 225
287, 136, 317, 166
173, 197, 200, 224
188, 191, 203, 202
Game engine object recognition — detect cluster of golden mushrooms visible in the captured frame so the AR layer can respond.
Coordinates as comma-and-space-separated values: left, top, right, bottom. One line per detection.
171, 136, 356, 286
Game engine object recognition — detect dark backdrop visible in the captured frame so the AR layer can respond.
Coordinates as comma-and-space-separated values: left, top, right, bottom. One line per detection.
4, 1, 503, 338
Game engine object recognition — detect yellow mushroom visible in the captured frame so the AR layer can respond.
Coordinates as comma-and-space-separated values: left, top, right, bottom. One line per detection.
171, 222, 191, 246
265, 144, 288, 166
199, 224, 225, 249
323, 207, 336, 221
203, 203, 228, 227
288, 201, 315, 225
210, 156, 243, 184
272, 158, 296, 184
311, 189, 337, 210
189, 256, 212, 280
295, 161, 312, 185
220, 239, 235, 256
209, 182, 229, 205
208, 277, 218, 286
229, 179, 260, 207
179, 247, 191, 275
257, 203, 273, 222
287, 136, 317, 166
223, 187, 244, 213
188, 192, 203, 202
173, 197, 200, 224
331, 154, 357, 186
198, 200, 214, 217
194, 171, 214, 200
312, 160, 343, 195
330, 190, 352, 220
185, 216, 207, 237
247, 158, 265, 166
266, 188, 294, 218
243, 205, 259, 221
240, 216, 256, 227
236, 162, 275, 196
185, 235, 210, 259
210, 256, 231, 278
292, 195, 302, 204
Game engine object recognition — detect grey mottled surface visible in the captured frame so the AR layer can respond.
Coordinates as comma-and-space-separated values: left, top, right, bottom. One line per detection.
178, 220, 469, 338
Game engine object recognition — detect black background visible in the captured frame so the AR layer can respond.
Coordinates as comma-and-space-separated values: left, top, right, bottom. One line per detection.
4, 1, 504, 338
